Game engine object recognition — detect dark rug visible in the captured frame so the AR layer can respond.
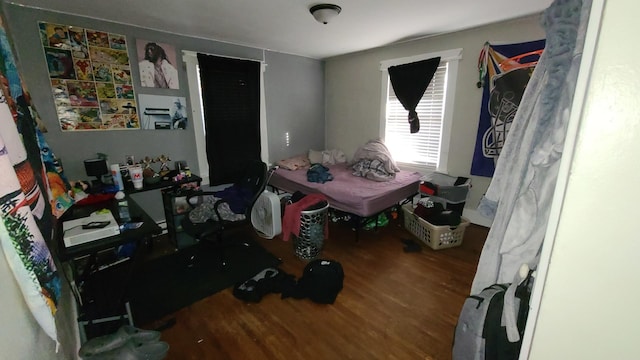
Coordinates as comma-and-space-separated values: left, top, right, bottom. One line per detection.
129, 236, 281, 325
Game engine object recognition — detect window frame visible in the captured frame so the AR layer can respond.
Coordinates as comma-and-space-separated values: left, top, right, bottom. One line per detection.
379, 48, 462, 174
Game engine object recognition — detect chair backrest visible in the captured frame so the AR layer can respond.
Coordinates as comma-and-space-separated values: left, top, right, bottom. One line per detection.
237, 160, 268, 217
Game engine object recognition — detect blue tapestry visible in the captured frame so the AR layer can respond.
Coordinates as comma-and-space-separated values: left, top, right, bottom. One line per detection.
470, 40, 546, 177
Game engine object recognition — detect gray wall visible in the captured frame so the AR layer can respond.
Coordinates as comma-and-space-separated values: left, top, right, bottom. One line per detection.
324, 15, 546, 221
265, 51, 325, 161
3, 3, 324, 221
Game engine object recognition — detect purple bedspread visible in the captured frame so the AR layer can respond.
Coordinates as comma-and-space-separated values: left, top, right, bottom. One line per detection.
269, 164, 421, 217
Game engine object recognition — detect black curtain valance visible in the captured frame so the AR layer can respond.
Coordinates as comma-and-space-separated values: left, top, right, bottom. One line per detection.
388, 57, 441, 133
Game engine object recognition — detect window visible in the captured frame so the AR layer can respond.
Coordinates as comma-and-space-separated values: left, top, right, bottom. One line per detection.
182, 51, 268, 185
380, 48, 462, 172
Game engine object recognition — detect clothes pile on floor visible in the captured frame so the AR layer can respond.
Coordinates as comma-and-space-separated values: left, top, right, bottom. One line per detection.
233, 259, 344, 304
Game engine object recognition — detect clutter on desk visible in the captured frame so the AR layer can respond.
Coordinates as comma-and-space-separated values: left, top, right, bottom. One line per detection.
117, 198, 131, 221
119, 222, 144, 231
74, 192, 116, 206
155, 154, 171, 176
129, 166, 144, 190
141, 156, 156, 177
110, 163, 124, 191
62, 209, 120, 247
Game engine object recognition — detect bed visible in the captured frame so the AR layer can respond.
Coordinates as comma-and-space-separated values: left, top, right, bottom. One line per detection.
269, 164, 421, 218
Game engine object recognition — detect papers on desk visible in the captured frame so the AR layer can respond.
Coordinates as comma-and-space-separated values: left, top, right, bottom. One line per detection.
62, 210, 120, 248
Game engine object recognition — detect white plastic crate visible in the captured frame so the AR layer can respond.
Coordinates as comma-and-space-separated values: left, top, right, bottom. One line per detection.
401, 203, 469, 250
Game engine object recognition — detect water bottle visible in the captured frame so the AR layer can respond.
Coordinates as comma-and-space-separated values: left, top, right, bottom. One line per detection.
110, 163, 124, 191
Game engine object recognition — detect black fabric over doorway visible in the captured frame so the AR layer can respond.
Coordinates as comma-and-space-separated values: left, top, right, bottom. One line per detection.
198, 54, 261, 185
388, 57, 441, 134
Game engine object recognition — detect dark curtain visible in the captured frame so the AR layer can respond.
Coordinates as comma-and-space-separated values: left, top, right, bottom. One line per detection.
197, 54, 261, 185
388, 57, 441, 133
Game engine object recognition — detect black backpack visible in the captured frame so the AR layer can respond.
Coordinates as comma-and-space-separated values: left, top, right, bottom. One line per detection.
295, 259, 344, 304
452, 271, 534, 360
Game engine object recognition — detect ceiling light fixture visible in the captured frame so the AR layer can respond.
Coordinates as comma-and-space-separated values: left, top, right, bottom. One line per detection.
309, 4, 342, 25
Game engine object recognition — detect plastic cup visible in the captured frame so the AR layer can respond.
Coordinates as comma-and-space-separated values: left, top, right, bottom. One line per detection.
130, 166, 143, 190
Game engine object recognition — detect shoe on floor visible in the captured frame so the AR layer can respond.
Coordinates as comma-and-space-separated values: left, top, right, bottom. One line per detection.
79, 325, 161, 357
80, 339, 169, 360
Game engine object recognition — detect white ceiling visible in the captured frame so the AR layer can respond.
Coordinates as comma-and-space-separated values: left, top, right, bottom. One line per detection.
6, 0, 553, 59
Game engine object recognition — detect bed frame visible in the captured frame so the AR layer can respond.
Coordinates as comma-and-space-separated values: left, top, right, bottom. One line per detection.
268, 164, 421, 238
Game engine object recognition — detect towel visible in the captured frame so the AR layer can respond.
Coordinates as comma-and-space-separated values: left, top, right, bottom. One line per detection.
282, 193, 329, 242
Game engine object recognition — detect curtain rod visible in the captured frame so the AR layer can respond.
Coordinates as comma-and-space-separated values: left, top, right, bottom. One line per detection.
379, 48, 462, 71
182, 50, 265, 63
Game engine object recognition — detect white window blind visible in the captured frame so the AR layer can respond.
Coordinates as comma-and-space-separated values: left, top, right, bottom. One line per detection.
385, 62, 449, 170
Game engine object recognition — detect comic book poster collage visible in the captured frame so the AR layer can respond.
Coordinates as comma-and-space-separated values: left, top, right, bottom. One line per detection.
38, 22, 138, 131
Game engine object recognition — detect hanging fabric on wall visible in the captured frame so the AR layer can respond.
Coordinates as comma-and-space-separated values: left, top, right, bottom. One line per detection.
0, 15, 62, 342
388, 57, 440, 134
471, 0, 592, 294
197, 53, 261, 185
470, 39, 546, 177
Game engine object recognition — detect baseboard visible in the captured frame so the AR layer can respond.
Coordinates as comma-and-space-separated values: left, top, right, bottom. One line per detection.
462, 208, 493, 228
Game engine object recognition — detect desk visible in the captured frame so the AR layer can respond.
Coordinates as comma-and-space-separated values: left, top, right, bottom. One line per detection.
122, 172, 202, 195
55, 195, 161, 341
123, 173, 202, 249
56, 195, 161, 261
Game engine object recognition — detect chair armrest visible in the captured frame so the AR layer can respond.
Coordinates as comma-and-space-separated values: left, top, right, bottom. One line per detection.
213, 198, 231, 224
185, 191, 218, 201
185, 191, 218, 209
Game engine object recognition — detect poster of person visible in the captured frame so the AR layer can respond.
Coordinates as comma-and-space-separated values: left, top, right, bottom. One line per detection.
38, 21, 139, 131
138, 94, 187, 130
136, 39, 179, 89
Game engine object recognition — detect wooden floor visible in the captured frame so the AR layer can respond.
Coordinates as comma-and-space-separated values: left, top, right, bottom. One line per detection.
142, 216, 488, 360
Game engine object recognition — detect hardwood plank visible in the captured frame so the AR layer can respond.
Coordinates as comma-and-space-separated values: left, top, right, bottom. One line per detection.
141, 216, 487, 359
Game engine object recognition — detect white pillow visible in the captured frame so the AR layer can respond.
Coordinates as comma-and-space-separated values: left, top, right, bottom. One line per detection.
308, 149, 324, 164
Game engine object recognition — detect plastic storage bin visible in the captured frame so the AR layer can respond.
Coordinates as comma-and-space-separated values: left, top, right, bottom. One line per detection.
419, 172, 471, 215
293, 200, 329, 260
401, 203, 469, 250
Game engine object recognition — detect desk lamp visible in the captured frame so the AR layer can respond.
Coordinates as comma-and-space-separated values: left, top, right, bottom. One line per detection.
84, 158, 109, 186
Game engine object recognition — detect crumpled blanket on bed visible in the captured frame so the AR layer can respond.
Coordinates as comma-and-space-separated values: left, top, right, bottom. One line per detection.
350, 139, 400, 181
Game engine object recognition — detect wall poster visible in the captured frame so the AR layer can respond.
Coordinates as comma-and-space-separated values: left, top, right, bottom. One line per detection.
138, 94, 188, 130
38, 22, 139, 131
135, 39, 179, 89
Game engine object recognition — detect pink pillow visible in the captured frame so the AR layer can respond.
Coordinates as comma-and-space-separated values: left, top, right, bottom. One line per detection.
276, 155, 310, 170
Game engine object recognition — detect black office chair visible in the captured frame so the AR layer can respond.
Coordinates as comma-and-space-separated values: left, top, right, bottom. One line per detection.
181, 160, 268, 267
